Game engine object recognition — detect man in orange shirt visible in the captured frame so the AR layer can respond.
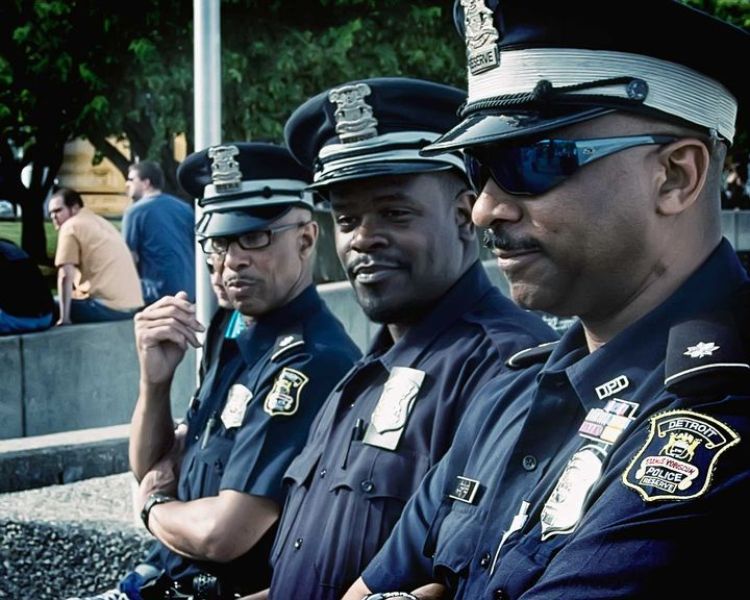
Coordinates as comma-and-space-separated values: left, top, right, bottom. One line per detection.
49, 188, 143, 324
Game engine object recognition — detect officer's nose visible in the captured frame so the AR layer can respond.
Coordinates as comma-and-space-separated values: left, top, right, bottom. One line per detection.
472, 178, 524, 229
222, 240, 251, 271
349, 214, 388, 253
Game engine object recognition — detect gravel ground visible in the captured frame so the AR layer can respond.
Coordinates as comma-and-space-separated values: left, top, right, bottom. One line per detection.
0, 473, 153, 599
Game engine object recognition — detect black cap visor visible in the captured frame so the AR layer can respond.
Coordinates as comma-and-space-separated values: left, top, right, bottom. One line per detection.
422, 106, 615, 155
309, 160, 457, 194
196, 205, 293, 237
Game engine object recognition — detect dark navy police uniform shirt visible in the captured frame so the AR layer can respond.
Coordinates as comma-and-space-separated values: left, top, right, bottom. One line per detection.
363, 239, 750, 599
269, 262, 557, 599
152, 285, 361, 594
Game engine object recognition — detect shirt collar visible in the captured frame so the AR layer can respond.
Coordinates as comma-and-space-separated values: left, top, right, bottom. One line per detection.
236, 284, 322, 362
366, 261, 494, 369
543, 239, 748, 411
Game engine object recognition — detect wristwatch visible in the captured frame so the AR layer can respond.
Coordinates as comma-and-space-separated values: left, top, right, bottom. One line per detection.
141, 492, 175, 533
362, 594, 418, 600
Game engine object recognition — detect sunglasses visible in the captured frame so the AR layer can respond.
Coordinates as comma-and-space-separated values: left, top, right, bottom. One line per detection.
199, 221, 310, 255
464, 134, 678, 197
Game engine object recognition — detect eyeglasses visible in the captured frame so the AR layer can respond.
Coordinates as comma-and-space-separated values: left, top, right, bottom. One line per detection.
199, 221, 310, 254
464, 134, 678, 197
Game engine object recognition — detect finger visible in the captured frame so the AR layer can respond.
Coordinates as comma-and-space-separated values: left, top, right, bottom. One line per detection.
139, 316, 204, 347
136, 303, 204, 332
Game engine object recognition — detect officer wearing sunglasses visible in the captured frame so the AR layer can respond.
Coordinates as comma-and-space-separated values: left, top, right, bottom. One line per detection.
72, 143, 360, 600
347, 1, 750, 599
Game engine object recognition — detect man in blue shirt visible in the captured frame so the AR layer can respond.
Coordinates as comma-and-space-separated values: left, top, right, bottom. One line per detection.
123, 160, 196, 304
347, 2, 750, 599
71, 143, 360, 600
263, 78, 556, 600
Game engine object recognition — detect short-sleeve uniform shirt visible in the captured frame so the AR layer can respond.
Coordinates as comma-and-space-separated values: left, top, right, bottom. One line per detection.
363, 239, 750, 599
152, 285, 361, 594
269, 262, 557, 599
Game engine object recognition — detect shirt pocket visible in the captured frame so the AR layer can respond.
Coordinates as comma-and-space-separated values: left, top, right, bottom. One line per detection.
191, 434, 234, 493
270, 447, 322, 566
316, 446, 431, 589
431, 501, 487, 579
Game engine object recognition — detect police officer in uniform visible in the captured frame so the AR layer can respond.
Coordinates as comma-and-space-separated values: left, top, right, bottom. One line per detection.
345, 2, 750, 599
72, 143, 360, 600
261, 78, 557, 600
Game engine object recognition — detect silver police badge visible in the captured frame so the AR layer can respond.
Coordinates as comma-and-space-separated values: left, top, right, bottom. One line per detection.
263, 368, 309, 417
208, 145, 242, 192
328, 83, 379, 143
460, 0, 501, 75
540, 445, 606, 540
622, 409, 740, 502
221, 384, 253, 429
363, 367, 425, 451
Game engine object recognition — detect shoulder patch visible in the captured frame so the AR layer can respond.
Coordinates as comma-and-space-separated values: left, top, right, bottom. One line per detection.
665, 313, 750, 395
506, 341, 558, 369
263, 367, 309, 417
271, 327, 305, 361
622, 409, 740, 502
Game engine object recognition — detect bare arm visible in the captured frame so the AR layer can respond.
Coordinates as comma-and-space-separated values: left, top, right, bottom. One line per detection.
129, 292, 204, 479
56, 263, 76, 325
147, 490, 280, 562
342, 577, 372, 600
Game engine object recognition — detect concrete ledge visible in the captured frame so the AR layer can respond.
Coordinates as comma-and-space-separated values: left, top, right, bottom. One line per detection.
0, 424, 130, 493
0, 334, 23, 439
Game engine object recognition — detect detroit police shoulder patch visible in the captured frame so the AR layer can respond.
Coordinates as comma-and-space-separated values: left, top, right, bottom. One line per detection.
622, 409, 739, 502
263, 368, 309, 417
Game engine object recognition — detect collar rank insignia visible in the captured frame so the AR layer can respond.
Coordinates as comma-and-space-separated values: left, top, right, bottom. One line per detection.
271, 332, 305, 361
683, 341, 720, 359
221, 384, 253, 429
328, 83, 379, 143
541, 444, 607, 540
208, 145, 242, 192
449, 476, 480, 505
363, 366, 425, 451
263, 368, 309, 417
595, 375, 630, 400
460, 0, 501, 75
622, 409, 740, 502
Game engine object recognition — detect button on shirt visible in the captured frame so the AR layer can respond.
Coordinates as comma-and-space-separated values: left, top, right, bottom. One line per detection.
152, 285, 361, 593
363, 240, 750, 599
269, 262, 557, 600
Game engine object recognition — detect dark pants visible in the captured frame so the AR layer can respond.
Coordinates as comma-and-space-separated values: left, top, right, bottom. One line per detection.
70, 298, 138, 323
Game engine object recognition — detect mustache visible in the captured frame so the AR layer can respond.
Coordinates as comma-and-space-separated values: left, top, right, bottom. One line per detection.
482, 229, 541, 253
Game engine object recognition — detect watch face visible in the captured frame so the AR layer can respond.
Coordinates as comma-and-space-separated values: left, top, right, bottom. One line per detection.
364, 594, 418, 600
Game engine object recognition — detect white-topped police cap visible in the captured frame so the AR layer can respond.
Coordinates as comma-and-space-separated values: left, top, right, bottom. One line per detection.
178, 142, 313, 237
423, 0, 749, 155
284, 77, 468, 192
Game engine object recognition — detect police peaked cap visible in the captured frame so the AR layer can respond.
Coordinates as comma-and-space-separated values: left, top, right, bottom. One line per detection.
178, 142, 314, 238
284, 77, 468, 192
424, 0, 749, 155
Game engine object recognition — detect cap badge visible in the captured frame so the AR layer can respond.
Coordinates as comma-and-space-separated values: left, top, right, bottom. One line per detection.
328, 83, 379, 143
208, 145, 242, 192
460, 0, 500, 75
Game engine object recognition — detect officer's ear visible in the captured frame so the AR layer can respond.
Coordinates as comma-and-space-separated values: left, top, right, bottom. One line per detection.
298, 219, 318, 259
455, 189, 477, 241
654, 138, 710, 216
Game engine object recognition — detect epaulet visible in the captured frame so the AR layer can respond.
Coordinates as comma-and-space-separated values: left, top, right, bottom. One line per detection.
664, 305, 750, 396
270, 324, 306, 361
505, 341, 558, 369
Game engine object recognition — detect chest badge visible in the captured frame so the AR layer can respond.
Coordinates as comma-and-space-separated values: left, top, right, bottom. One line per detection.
363, 366, 425, 451
541, 445, 606, 540
263, 367, 309, 417
221, 384, 253, 429
622, 409, 740, 502
683, 341, 720, 359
